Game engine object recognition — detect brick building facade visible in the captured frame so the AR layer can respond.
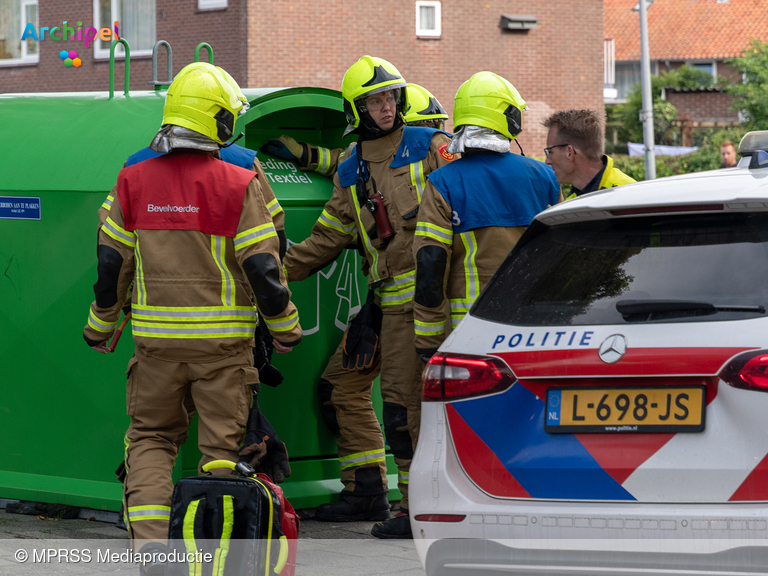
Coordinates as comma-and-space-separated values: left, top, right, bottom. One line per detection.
665, 87, 739, 126
1, 0, 604, 153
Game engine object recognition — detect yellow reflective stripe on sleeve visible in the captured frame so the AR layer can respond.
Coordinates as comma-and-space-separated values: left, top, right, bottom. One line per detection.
410, 160, 426, 203
415, 222, 453, 245
101, 194, 114, 211
318, 209, 356, 236
87, 309, 118, 333
127, 505, 171, 522
212, 495, 233, 576
103, 217, 136, 247
414, 319, 445, 336
234, 223, 277, 251
266, 198, 283, 218
262, 311, 299, 332
460, 231, 479, 301
351, 184, 382, 282
182, 500, 202, 576
375, 270, 416, 306
317, 146, 332, 175
339, 449, 386, 469
449, 299, 472, 314
211, 235, 233, 307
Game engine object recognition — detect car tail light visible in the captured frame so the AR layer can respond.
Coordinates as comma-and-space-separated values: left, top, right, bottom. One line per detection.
719, 350, 768, 392
422, 353, 516, 402
413, 514, 466, 522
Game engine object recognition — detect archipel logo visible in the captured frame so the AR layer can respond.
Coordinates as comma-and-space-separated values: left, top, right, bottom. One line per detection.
60, 50, 81, 68
21, 20, 120, 51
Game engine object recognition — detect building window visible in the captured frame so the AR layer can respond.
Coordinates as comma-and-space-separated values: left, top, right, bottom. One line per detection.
614, 61, 659, 101
691, 61, 716, 78
416, 1, 441, 38
94, 0, 156, 59
0, 0, 39, 66
198, 0, 228, 9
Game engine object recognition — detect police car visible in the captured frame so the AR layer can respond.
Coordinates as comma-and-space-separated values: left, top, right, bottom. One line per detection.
410, 132, 768, 576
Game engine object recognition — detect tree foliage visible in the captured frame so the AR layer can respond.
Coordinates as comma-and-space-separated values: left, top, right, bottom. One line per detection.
727, 39, 768, 129
616, 64, 717, 144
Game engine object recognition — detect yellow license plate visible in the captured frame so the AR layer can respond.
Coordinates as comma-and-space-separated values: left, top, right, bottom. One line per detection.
545, 386, 706, 433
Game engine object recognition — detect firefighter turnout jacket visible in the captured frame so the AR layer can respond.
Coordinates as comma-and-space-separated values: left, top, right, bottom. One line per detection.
84, 150, 301, 362
301, 142, 357, 179
283, 125, 454, 313
413, 151, 560, 353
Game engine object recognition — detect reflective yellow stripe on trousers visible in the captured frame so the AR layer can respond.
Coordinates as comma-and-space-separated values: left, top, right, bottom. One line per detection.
339, 449, 386, 470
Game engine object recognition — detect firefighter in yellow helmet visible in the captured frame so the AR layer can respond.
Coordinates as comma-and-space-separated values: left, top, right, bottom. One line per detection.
261, 83, 449, 177
83, 63, 301, 564
413, 72, 561, 358
281, 57, 455, 538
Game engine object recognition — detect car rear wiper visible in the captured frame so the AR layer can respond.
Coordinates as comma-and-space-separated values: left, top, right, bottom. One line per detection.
616, 300, 765, 315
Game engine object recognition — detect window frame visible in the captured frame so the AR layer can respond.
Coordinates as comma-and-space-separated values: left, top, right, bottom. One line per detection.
198, 0, 228, 10
415, 1, 441, 38
0, 0, 39, 67
93, 0, 155, 60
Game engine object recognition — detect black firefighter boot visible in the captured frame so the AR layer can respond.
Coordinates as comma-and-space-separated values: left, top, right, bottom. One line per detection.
315, 492, 391, 522
371, 509, 412, 539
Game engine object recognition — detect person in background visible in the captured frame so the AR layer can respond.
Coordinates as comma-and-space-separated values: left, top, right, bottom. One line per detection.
543, 109, 635, 199
721, 140, 737, 168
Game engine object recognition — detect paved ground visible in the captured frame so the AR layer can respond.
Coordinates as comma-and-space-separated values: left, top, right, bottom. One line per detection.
0, 502, 424, 575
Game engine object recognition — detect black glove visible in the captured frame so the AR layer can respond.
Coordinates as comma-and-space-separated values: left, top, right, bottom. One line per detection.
252, 318, 283, 387
261, 136, 307, 165
341, 290, 382, 372
238, 394, 291, 483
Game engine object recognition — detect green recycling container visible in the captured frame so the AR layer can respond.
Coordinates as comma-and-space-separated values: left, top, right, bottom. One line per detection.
0, 86, 400, 511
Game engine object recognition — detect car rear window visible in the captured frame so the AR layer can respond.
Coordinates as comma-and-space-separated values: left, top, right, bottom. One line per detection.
473, 213, 768, 326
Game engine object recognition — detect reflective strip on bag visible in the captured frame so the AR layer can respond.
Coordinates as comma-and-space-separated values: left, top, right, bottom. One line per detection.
266, 198, 283, 218
234, 223, 277, 251
414, 319, 445, 336
103, 217, 136, 247
182, 500, 202, 576
410, 160, 426, 203
212, 495, 234, 576
87, 309, 118, 333
262, 310, 299, 332
339, 449, 386, 470
127, 505, 171, 522
415, 222, 453, 245
318, 209, 356, 236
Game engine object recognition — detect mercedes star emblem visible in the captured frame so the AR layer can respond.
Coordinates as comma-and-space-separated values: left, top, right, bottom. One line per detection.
598, 334, 628, 364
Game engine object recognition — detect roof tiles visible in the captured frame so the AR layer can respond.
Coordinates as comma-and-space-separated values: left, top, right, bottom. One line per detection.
605, 0, 768, 61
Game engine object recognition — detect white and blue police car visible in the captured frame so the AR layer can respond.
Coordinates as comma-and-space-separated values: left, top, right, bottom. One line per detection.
410, 132, 768, 576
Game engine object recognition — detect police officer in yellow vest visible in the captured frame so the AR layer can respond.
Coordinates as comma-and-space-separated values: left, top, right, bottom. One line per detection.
543, 109, 635, 199
281, 56, 455, 538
